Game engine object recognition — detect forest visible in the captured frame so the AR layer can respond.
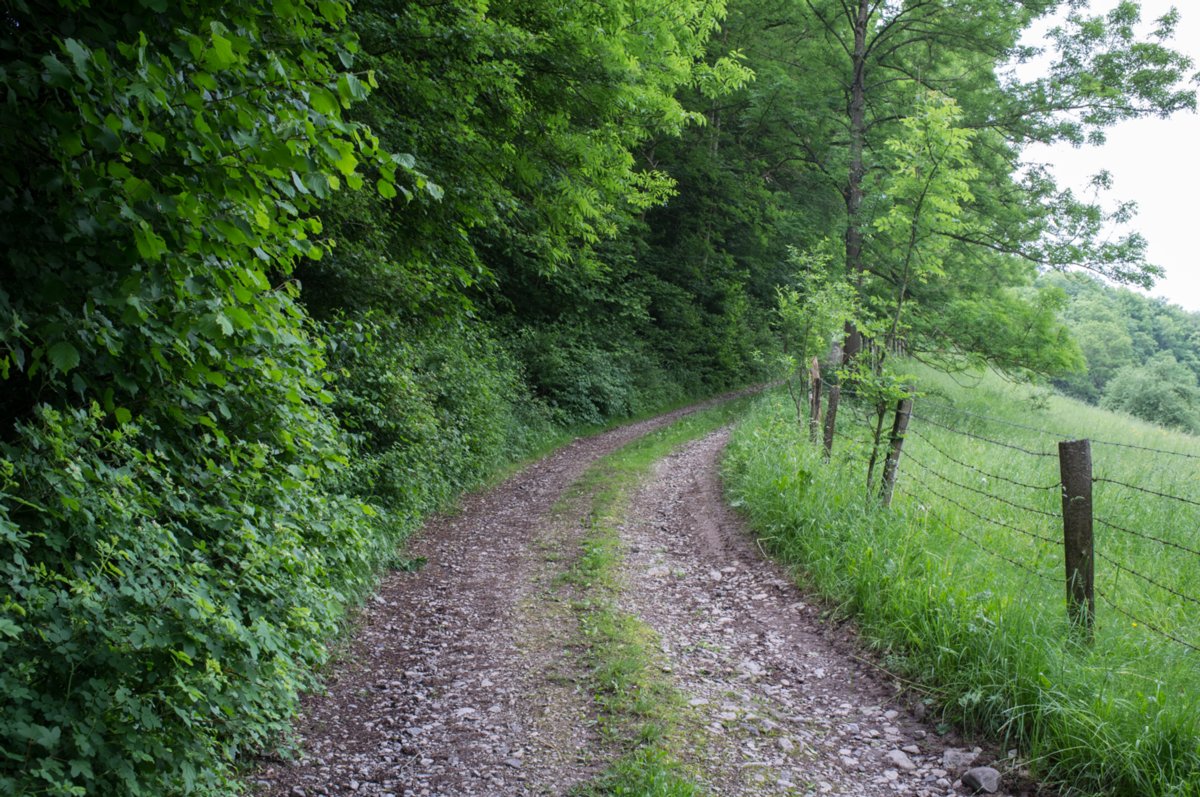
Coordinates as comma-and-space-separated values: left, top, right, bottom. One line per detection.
0, 0, 1196, 795
1046, 273, 1200, 431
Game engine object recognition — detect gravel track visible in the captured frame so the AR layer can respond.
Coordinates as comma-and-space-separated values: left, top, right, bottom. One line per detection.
617, 429, 1031, 796
250, 395, 752, 797
251, 399, 1038, 797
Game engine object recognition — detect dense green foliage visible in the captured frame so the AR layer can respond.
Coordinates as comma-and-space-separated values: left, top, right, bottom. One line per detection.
0, 2, 398, 793
0, 0, 760, 793
1047, 273, 1200, 430
1, 0, 1194, 793
726, 377, 1200, 796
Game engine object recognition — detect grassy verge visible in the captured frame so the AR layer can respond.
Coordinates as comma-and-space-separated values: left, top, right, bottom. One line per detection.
563, 399, 751, 796
723, 374, 1200, 797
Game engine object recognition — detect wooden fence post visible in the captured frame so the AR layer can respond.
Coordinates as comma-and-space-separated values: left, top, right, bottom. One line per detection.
879, 395, 913, 507
808, 356, 822, 444
821, 342, 843, 458
1058, 439, 1094, 640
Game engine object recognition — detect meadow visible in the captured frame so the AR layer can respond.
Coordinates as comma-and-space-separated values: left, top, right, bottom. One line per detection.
723, 365, 1200, 796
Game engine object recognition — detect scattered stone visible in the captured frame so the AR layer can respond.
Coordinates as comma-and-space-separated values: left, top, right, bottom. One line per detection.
962, 766, 1002, 794
942, 748, 980, 773
251, 413, 1045, 797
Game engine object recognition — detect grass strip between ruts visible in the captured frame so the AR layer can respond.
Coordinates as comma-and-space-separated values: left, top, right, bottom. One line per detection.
561, 399, 750, 797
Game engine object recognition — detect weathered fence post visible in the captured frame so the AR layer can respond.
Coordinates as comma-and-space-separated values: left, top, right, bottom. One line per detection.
808, 356, 822, 444
1058, 439, 1094, 640
879, 395, 913, 507
821, 342, 843, 458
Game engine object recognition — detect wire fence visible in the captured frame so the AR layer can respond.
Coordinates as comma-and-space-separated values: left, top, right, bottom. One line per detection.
812, 388, 1200, 653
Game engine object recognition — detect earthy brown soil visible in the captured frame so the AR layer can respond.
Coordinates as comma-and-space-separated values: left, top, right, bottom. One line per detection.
250, 397, 1038, 797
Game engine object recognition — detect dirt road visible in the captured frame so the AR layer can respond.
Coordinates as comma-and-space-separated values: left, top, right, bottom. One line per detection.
251, 400, 1028, 797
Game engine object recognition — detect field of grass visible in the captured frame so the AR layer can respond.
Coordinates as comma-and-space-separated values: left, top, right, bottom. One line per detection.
723, 366, 1200, 796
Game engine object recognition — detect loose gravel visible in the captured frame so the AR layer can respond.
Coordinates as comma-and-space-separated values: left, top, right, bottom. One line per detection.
251, 401, 1044, 797
616, 428, 1036, 797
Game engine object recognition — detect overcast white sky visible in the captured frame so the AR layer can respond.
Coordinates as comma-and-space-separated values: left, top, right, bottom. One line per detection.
1019, 1, 1200, 312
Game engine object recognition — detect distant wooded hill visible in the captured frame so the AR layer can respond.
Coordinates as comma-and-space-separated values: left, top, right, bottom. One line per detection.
1045, 273, 1200, 432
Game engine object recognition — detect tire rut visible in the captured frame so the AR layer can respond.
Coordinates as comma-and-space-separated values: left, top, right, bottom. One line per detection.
249, 391, 754, 797
616, 428, 1032, 797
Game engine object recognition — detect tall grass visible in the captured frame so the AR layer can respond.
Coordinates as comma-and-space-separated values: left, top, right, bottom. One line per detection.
723, 368, 1200, 797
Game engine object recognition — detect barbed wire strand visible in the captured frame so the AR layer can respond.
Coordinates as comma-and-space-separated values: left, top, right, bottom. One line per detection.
1095, 550, 1200, 609
1095, 588, 1200, 653
899, 485, 1059, 585
907, 427, 1061, 492
919, 398, 1065, 439
1093, 477, 1200, 508
905, 452, 1061, 521
920, 396, 1200, 462
1091, 438, 1200, 462
903, 473, 1060, 547
911, 413, 1057, 458
1094, 516, 1200, 558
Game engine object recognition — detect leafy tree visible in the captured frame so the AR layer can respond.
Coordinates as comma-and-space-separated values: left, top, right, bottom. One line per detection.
1046, 271, 1200, 404
1102, 352, 1200, 432
760, 0, 1193, 448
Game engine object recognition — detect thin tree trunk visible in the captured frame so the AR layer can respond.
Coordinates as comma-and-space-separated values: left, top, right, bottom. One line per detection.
808, 356, 822, 443
821, 341, 843, 458
864, 401, 887, 490
823, 0, 872, 456
880, 395, 914, 507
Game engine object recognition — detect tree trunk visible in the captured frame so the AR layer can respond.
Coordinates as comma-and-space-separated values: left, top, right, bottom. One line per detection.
823, 0, 872, 456
880, 395, 913, 507
808, 356, 822, 443
821, 340, 843, 458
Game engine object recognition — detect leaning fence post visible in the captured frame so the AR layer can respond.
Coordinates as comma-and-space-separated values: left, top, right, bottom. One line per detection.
808, 356, 822, 443
1058, 439, 1094, 640
879, 395, 913, 507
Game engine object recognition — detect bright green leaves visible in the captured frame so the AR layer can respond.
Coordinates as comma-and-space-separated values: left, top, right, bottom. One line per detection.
376, 179, 397, 200
0, 1, 388, 794
133, 224, 167, 262
311, 87, 339, 116
205, 31, 237, 72
336, 73, 367, 103
874, 91, 979, 288
317, 0, 347, 25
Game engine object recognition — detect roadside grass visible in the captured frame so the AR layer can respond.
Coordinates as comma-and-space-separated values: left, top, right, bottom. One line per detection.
723, 370, 1200, 797
564, 399, 750, 797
